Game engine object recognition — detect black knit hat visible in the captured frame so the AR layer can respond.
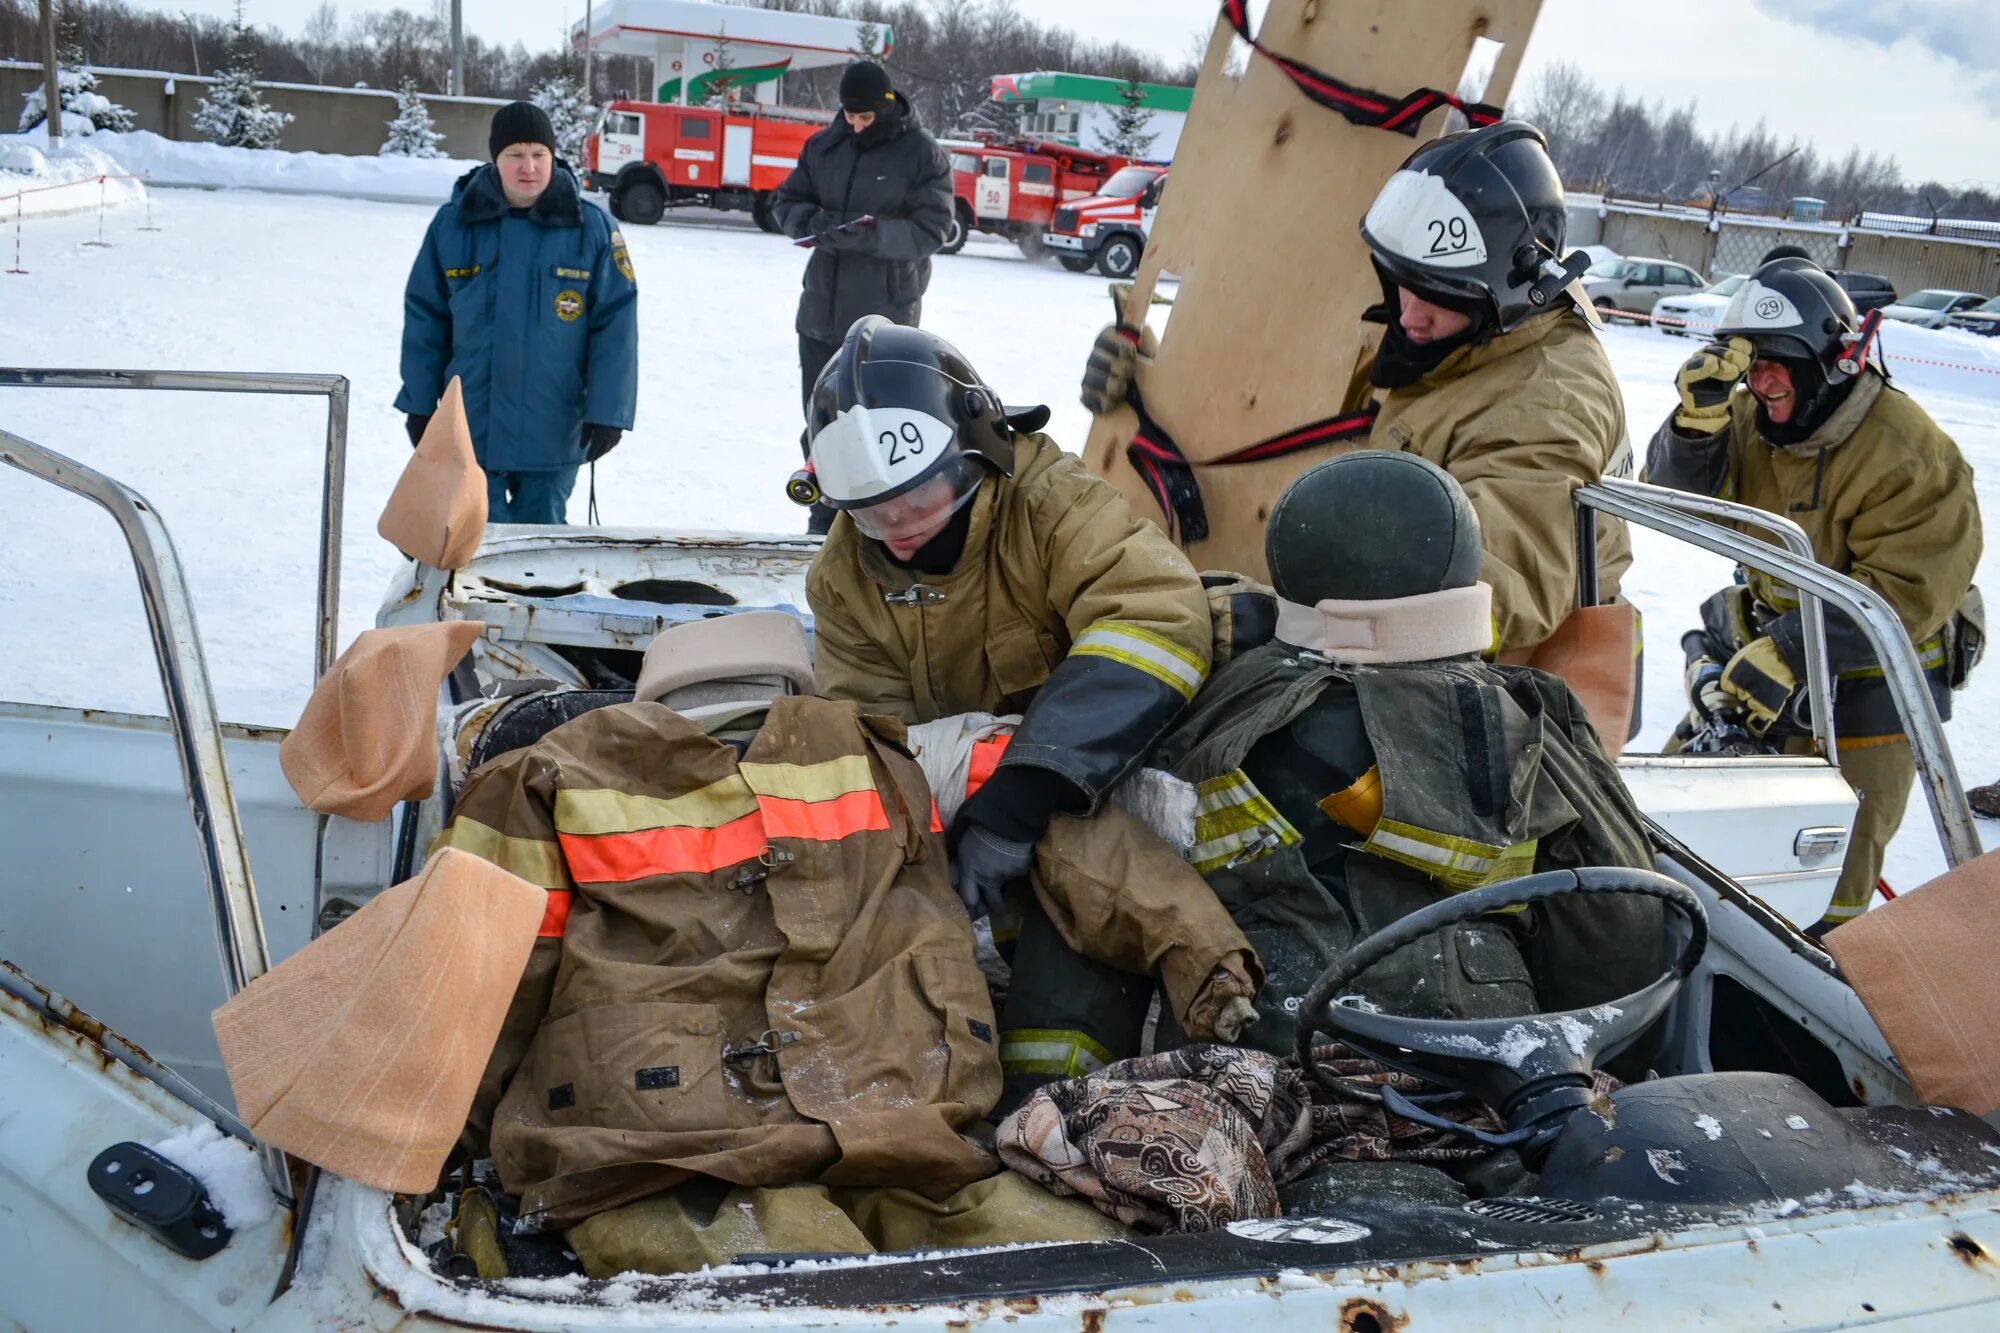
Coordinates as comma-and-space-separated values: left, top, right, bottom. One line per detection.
489, 101, 558, 159
838, 60, 895, 114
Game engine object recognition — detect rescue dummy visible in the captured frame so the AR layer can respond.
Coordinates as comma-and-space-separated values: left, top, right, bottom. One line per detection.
799, 316, 1230, 1107
1150, 451, 1666, 1056
1647, 257, 1983, 932
437, 611, 1256, 1272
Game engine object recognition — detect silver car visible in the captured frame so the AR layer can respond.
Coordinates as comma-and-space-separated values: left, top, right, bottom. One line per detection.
1580, 256, 1707, 322
1879, 288, 1986, 329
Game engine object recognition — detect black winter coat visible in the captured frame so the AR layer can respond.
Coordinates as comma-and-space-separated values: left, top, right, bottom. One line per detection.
771, 99, 954, 341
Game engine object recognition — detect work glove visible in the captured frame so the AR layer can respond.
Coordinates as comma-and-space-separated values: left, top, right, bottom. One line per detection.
1683, 654, 1732, 722
1079, 324, 1139, 416
583, 423, 623, 463
405, 413, 431, 448
1720, 636, 1799, 734
948, 823, 1034, 922
1673, 336, 1755, 436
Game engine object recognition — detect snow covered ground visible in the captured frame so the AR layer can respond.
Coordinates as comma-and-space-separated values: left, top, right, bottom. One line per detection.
0, 137, 148, 219
1, 129, 479, 205
0, 186, 1993, 890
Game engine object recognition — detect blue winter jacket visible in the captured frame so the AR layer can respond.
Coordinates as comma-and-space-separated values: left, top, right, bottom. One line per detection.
396, 163, 638, 473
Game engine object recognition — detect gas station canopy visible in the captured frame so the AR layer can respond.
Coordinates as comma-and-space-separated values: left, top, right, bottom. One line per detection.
575, 0, 893, 105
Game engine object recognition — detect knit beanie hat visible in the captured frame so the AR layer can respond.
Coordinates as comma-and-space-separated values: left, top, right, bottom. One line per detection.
489, 101, 558, 159
839, 61, 896, 114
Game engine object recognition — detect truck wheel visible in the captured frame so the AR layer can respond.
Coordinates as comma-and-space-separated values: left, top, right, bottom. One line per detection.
751, 192, 779, 233
1058, 255, 1095, 273
940, 203, 972, 256
1016, 229, 1054, 263
1096, 234, 1141, 279
619, 179, 666, 226
608, 189, 627, 222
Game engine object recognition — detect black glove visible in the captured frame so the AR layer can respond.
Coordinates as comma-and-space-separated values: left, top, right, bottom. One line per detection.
583, 423, 623, 463
405, 413, 431, 448
948, 823, 1034, 921
809, 209, 864, 250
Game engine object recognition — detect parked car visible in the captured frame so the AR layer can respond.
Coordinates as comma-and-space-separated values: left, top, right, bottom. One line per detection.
1580, 256, 1706, 321
1945, 295, 2000, 337
1653, 272, 1746, 337
1829, 270, 1898, 315
1879, 288, 1989, 329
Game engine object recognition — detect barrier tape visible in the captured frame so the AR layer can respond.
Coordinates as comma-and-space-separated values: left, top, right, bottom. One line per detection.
3, 171, 154, 275
1612, 303, 2000, 377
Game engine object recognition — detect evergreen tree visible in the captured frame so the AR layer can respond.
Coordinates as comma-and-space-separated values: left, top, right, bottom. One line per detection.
1096, 75, 1156, 158
703, 30, 737, 107
17, 42, 137, 135
529, 72, 593, 163
380, 77, 446, 157
194, 2, 294, 149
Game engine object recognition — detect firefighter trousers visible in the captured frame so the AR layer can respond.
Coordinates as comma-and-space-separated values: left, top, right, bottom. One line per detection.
1787, 737, 1917, 927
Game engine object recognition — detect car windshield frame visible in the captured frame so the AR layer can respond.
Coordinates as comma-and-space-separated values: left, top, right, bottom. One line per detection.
1099, 165, 1164, 198
1705, 275, 1747, 297
1585, 259, 1629, 279
1900, 291, 1961, 311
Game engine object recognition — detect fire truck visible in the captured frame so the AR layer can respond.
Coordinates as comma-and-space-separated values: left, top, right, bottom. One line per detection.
1043, 163, 1169, 278
937, 136, 1131, 261
583, 99, 833, 230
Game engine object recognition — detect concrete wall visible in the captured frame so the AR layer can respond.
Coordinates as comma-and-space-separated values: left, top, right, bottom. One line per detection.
2, 60, 505, 160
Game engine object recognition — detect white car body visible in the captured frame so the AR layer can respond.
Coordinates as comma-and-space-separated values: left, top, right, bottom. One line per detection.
1880, 290, 1987, 330
1653, 274, 1747, 338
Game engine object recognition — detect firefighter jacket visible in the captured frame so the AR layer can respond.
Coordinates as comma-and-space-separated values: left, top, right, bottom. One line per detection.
396, 163, 638, 474
772, 99, 955, 343
808, 431, 1213, 812
1645, 370, 1982, 739
1370, 309, 1635, 654
1151, 644, 1664, 1056
438, 694, 1252, 1226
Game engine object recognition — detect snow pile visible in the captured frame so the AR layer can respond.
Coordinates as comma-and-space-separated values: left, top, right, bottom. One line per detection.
150, 1121, 277, 1230
0, 134, 148, 218
16, 63, 137, 137
1872, 320, 2000, 401
28, 129, 478, 202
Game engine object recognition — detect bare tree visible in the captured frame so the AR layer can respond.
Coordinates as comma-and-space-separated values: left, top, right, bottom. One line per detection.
1515, 59, 1603, 170
300, 1, 338, 83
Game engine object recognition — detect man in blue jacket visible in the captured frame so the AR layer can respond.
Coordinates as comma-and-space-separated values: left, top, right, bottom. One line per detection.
398, 102, 639, 524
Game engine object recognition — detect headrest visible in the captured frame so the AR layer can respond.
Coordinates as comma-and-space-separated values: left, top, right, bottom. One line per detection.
378, 376, 486, 570
633, 611, 814, 707
280, 621, 484, 822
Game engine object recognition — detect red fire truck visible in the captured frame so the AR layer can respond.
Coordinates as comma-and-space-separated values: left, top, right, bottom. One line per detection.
937, 136, 1132, 261
583, 99, 832, 230
1042, 164, 1169, 278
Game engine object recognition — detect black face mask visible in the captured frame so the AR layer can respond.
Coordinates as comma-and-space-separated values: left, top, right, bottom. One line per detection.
854, 102, 901, 149
1754, 354, 1856, 446
1367, 272, 1494, 391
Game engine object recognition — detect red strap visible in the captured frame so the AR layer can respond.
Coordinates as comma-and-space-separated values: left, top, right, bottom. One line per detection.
1219, 0, 1504, 137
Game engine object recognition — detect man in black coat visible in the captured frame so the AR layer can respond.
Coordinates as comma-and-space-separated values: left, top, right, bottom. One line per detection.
772, 60, 954, 533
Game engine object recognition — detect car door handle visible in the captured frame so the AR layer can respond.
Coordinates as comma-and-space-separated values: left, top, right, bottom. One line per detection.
1795, 826, 1850, 861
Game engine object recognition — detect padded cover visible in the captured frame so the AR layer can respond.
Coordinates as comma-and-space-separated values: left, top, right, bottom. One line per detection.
378, 376, 487, 569
212, 847, 547, 1193
633, 610, 815, 706
1826, 848, 2000, 1116
1498, 602, 1638, 756
280, 620, 483, 821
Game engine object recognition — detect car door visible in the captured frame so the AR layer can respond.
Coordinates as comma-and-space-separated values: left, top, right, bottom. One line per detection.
1628, 262, 1668, 311
975, 156, 1011, 221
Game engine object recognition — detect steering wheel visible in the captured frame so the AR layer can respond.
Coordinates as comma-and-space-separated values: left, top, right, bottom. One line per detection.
1294, 867, 1707, 1162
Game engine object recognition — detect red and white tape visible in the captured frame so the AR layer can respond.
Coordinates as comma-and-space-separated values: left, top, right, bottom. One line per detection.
1610, 304, 2000, 376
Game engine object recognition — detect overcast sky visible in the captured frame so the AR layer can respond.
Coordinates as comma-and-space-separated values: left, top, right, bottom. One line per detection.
183, 0, 1998, 187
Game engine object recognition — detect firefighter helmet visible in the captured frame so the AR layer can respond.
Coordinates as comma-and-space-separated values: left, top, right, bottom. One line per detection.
1716, 258, 1865, 439
1266, 451, 1482, 604
1360, 120, 1580, 334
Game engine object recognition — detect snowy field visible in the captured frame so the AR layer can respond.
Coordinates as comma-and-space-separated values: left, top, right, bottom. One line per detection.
1, 184, 1994, 891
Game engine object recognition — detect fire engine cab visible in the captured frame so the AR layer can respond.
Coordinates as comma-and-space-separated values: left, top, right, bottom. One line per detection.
1043, 163, 1168, 278
584, 99, 832, 230
937, 137, 1130, 261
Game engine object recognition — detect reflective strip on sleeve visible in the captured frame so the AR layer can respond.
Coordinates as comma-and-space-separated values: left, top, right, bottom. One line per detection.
1190, 770, 1301, 873
1070, 622, 1208, 700
537, 890, 573, 938
1363, 818, 1539, 893
556, 777, 758, 835
998, 1028, 1114, 1078
756, 789, 891, 841
435, 817, 572, 890
738, 754, 877, 803
559, 812, 768, 882
966, 734, 1013, 798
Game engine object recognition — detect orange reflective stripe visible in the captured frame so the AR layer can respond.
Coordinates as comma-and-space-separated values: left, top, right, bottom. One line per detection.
967, 734, 1013, 798
929, 800, 944, 834
759, 789, 890, 842
558, 811, 768, 882
537, 889, 574, 938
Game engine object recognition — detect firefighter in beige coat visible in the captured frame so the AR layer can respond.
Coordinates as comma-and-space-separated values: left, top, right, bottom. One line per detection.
800, 316, 1238, 1106
1646, 258, 1982, 931
438, 613, 1256, 1258
1082, 121, 1633, 661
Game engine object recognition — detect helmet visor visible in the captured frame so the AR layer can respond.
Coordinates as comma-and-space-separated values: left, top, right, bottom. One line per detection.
845, 453, 985, 544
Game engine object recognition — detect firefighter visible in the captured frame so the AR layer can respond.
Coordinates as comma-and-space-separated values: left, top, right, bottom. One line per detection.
397, 101, 638, 523
1151, 451, 1665, 1055
1647, 257, 1983, 933
773, 60, 955, 534
801, 315, 1216, 1106
1081, 121, 1635, 662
